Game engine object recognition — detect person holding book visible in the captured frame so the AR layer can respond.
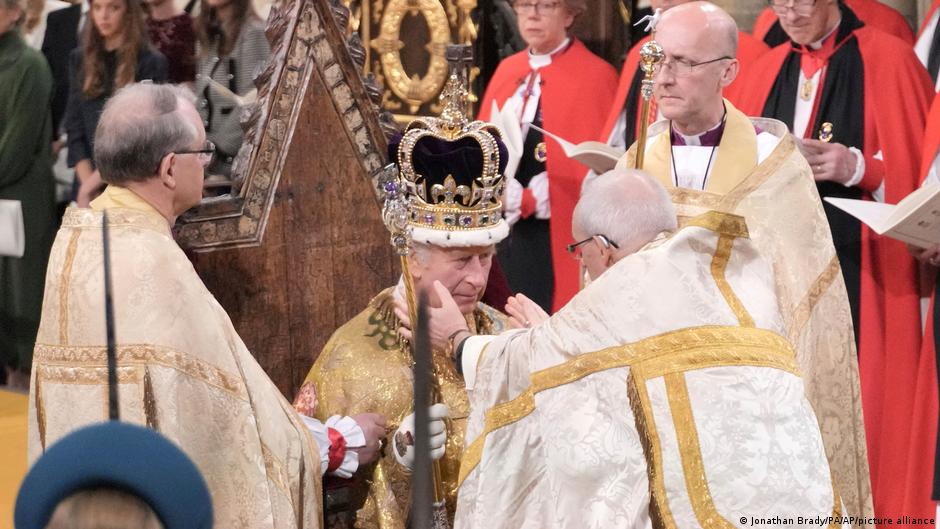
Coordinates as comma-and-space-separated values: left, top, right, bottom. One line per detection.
735, 0, 935, 520
597, 0, 768, 151
478, 0, 617, 314
613, 2, 872, 519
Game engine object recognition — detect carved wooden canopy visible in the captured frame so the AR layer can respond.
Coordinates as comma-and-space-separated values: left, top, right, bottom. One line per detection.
176, 0, 398, 251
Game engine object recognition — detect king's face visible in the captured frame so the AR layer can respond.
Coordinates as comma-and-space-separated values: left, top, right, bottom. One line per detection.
411, 244, 495, 314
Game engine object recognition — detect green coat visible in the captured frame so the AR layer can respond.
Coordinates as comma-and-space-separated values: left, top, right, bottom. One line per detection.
0, 30, 56, 372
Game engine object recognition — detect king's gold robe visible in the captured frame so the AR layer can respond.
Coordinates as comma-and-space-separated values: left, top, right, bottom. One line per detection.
28, 186, 322, 529
457, 212, 847, 529
620, 101, 872, 521
297, 287, 505, 529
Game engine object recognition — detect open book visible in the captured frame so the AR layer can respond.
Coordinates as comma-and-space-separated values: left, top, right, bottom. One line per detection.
529, 124, 625, 174
824, 183, 940, 247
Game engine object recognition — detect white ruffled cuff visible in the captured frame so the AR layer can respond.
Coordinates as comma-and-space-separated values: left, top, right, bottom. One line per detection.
503, 177, 523, 226
528, 172, 551, 219
843, 146, 865, 188
301, 414, 365, 478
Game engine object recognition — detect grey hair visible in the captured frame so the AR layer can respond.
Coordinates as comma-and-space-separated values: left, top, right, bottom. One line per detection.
410, 242, 433, 265
573, 168, 677, 252
94, 83, 198, 185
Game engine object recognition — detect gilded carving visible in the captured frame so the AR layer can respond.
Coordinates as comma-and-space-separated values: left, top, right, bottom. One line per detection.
370, 0, 451, 114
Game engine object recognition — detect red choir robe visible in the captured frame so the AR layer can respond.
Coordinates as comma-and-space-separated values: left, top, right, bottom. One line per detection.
915, 96, 940, 508
737, 7, 934, 525
479, 39, 617, 312
752, 0, 914, 47
598, 31, 767, 147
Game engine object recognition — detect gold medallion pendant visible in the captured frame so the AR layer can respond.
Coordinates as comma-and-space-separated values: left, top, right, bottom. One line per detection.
800, 78, 814, 101
534, 142, 547, 163
818, 122, 834, 143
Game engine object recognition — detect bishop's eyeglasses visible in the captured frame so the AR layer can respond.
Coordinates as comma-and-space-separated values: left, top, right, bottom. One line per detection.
767, 0, 817, 16
653, 56, 733, 78
174, 141, 216, 168
512, 1, 562, 15
567, 235, 619, 258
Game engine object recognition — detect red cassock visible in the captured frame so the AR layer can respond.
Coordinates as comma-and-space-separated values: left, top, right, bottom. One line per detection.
479, 39, 617, 312
737, 23, 934, 527
597, 31, 768, 146
752, 0, 914, 46
913, 96, 940, 509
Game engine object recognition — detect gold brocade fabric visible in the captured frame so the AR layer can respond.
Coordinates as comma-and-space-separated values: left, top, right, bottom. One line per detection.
301, 287, 506, 529
622, 115, 873, 522
29, 188, 322, 529
456, 216, 848, 529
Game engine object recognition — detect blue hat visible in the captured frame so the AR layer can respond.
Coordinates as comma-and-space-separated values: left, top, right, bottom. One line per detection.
15, 421, 213, 529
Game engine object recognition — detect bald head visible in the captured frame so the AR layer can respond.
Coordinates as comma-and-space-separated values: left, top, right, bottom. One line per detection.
657, 1, 738, 58
94, 83, 200, 185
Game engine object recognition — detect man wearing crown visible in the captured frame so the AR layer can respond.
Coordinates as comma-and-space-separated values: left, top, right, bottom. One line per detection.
293, 75, 509, 529
611, 2, 872, 519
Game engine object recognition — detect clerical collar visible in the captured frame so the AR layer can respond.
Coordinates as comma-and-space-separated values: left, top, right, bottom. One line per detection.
670, 118, 726, 147
806, 19, 840, 50
528, 37, 571, 69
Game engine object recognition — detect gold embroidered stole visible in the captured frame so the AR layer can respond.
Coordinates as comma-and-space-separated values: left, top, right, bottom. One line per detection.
626, 99, 758, 195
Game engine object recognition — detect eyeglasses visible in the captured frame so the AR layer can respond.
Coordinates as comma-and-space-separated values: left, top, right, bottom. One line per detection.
767, 0, 817, 16
512, 1, 562, 15
653, 56, 733, 78
566, 234, 619, 257
174, 141, 216, 167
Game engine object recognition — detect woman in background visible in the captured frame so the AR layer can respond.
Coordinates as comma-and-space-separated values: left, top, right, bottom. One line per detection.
478, 0, 618, 313
0, 0, 56, 387
193, 0, 269, 179
65, 0, 166, 206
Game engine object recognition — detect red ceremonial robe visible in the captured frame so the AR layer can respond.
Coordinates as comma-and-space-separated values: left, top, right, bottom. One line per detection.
737, 17, 934, 527
916, 96, 940, 507
752, 0, 914, 46
479, 39, 617, 312
598, 31, 767, 147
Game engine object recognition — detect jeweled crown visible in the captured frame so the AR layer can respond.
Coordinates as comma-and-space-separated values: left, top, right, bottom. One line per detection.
385, 73, 509, 247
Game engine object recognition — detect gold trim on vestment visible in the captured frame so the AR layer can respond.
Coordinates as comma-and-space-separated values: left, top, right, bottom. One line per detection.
664, 373, 738, 529
58, 230, 81, 345
457, 326, 795, 487
787, 255, 844, 344
62, 205, 171, 236
261, 441, 293, 503
34, 344, 249, 401
628, 367, 677, 529
710, 234, 755, 328
629, 343, 839, 529
682, 211, 749, 239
